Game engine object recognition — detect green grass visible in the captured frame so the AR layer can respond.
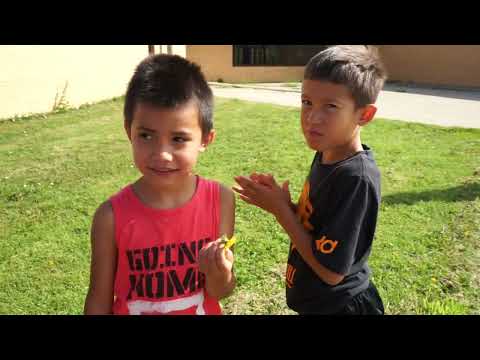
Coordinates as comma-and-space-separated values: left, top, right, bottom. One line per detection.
1, 97, 479, 314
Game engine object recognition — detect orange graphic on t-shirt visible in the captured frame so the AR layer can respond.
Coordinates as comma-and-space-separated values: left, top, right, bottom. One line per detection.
315, 235, 338, 254
286, 264, 296, 288
297, 181, 314, 231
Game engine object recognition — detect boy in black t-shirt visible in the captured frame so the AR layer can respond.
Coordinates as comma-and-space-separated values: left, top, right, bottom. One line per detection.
233, 45, 387, 314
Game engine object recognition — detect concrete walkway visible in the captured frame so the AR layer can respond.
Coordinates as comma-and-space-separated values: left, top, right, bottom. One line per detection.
210, 82, 480, 129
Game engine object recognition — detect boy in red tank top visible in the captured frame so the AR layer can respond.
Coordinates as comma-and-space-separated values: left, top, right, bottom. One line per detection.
84, 54, 236, 315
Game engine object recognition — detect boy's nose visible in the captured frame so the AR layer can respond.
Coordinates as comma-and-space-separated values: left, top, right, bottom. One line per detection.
152, 145, 173, 162
307, 110, 325, 124
157, 151, 173, 162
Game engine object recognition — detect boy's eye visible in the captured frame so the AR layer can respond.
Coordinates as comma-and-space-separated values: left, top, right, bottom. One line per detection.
301, 99, 312, 106
326, 104, 338, 110
173, 136, 188, 143
140, 133, 152, 140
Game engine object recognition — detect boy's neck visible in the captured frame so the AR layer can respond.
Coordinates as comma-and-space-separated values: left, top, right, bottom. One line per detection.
321, 135, 363, 165
132, 174, 198, 210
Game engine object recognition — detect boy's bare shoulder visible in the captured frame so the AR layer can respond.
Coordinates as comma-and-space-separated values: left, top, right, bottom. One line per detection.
95, 200, 113, 216
92, 200, 114, 228
218, 183, 235, 205
90, 200, 117, 251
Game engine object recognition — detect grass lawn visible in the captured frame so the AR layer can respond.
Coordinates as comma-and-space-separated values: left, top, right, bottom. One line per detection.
0, 97, 479, 314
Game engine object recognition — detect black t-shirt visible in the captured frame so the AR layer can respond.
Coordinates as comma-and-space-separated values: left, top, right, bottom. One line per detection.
286, 144, 381, 314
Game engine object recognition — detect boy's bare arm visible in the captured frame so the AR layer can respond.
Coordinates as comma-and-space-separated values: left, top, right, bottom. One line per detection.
219, 184, 235, 240
199, 185, 236, 300
274, 205, 344, 285
233, 175, 344, 286
84, 201, 117, 315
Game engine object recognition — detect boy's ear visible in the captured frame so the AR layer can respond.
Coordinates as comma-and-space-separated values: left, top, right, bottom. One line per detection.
124, 120, 132, 141
358, 104, 377, 126
199, 129, 216, 152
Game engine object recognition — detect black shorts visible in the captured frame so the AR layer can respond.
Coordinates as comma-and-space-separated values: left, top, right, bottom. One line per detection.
334, 281, 384, 315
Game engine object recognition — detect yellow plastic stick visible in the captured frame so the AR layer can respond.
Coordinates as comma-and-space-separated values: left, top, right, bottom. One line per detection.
220, 235, 237, 252
224, 235, 237, 250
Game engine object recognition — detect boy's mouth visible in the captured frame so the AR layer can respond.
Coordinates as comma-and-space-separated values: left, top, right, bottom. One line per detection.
308, 129, 324, 137
148, 167, 179, 175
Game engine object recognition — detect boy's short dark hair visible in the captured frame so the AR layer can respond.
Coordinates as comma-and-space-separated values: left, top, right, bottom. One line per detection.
124, 54, 213, 136
304, 45, 387, 108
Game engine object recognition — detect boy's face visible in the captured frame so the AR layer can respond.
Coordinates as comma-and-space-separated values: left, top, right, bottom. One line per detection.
125, 100, 214, 188
301, 79, 375, 154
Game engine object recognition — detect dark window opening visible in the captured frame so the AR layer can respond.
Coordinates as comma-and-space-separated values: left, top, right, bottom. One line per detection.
233, 45, 329, 66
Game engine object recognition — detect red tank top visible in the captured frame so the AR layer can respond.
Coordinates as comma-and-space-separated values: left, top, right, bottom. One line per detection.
110, 176, 223, 315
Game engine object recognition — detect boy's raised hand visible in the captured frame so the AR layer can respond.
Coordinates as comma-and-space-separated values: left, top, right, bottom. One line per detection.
250, 172, 276, 187
233, 173, 293, 217
250, 172, 295, 211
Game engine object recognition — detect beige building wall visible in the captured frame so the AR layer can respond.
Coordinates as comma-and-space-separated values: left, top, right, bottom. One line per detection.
379, 45, 480, 88
0, 45, 188, 120
186, 45, 304, 82
187, 45, 480, 88
0, 45, 185, 119
0, 45, 151, 120
5, 45, 475, 120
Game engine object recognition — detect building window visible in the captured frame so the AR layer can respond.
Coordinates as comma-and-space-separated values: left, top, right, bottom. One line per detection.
233, 45, 329, 66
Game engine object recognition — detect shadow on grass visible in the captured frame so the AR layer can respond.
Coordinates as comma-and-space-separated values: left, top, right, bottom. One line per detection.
382, 182, 480, 206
